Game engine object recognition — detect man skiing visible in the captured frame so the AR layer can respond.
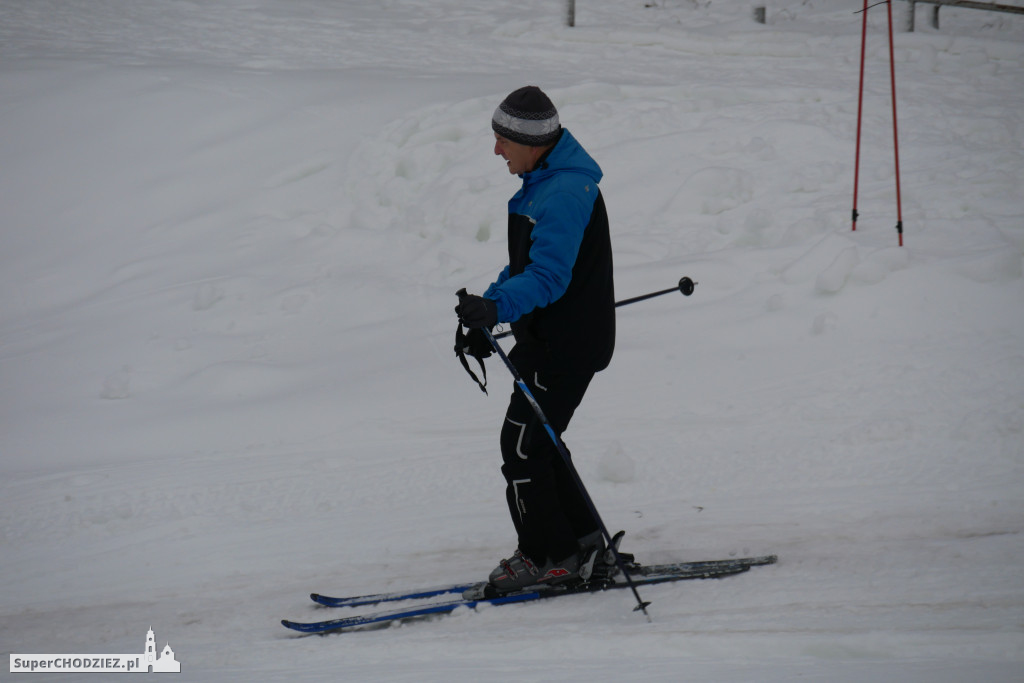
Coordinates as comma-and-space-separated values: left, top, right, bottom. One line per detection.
455, 86, 615, 593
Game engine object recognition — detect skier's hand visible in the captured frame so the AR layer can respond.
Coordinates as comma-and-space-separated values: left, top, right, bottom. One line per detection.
455, 289, 498, 329
457, 327, 493, 359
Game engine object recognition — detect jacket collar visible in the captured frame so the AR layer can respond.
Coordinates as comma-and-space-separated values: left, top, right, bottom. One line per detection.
520, 128, 602, 186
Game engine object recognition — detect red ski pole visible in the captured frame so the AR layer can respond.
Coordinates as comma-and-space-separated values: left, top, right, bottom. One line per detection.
852, 0, 868, 232
886, 0, 905, 246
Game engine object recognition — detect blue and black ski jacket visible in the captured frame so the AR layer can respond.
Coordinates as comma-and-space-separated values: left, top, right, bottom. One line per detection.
484, 128, 615, 374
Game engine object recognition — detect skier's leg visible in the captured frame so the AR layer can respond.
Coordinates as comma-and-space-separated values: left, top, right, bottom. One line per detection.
498, 347, 596, 562
500, 387, 577, 562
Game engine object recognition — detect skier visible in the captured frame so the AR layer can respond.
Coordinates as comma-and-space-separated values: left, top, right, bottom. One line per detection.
455, 86, 616, 592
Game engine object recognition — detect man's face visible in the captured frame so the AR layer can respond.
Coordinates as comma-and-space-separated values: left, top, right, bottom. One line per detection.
494, 133, 539, 175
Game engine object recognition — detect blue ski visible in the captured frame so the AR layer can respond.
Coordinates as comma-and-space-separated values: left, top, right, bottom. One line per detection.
308, 555, 776, 608
283, 559, 776, 635
310, 583, 479, 608
634, 554, 777, 576
285, 589, 545, 634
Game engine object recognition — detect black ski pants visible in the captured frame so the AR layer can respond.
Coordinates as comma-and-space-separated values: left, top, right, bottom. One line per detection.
499, 344, 600, 564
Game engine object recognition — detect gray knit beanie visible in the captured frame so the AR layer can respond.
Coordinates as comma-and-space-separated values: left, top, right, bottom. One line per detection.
491, 86, 561, 147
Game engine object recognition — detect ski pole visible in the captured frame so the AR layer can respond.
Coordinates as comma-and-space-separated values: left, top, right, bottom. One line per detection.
852, 0, 868, 232
494, 276, 695, 341
481, 327, 653, 621
885, 0, 905, 246
615, 275, 696, 307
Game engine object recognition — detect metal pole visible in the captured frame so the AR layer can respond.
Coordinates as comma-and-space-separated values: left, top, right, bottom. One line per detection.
886, 0, 905, 246
493, 277, 695, 341
852, 0, 869, 232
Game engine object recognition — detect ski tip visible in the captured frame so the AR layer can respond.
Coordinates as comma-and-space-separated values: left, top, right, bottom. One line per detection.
734, 554, 778, 567
281, 619, 323, 635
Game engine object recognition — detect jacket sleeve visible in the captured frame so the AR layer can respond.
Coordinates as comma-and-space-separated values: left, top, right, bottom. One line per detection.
486, 186, 593, 323
483, 266, 510, 299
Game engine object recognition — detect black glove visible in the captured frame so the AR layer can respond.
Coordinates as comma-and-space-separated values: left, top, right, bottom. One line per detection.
457, 327, 493, 359
454, 301, 493, 394
455, 289, 498, 329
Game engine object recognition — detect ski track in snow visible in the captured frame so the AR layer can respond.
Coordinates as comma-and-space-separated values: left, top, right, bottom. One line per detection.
1, 1, 1023, 681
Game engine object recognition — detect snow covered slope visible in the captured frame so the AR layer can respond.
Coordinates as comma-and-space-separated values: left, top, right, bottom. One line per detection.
2, 1, 1022, 680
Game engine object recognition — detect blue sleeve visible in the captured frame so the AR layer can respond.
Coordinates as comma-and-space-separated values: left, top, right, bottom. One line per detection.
484, 266, 510, 299
487, 186, 594, 323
